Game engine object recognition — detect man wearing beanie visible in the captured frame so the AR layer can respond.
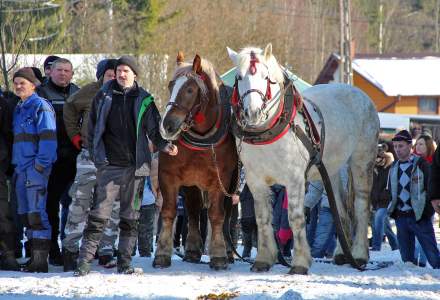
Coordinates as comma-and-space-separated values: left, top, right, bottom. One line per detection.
12, 68, 57, 272
61, 58, 119, 271
388, 129, 440, 268
75, 55, 178, 276
37, 58, 80, 266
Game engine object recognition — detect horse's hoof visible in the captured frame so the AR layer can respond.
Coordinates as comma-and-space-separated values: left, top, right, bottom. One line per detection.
209, 257, 228, 270
288, 266, 308, 275
355, 258, 368, 267
250, 261, 271, 272
333, 254, 347, 265
152, 255, 171, 268
183, 250, 202, 263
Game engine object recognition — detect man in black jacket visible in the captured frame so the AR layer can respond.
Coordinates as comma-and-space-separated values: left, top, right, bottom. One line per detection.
75, 56, 177, 276
37, 58, 80, 265
0, 95, 20, 270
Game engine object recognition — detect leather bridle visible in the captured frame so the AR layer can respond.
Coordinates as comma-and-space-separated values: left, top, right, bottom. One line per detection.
167, 72, 209, 131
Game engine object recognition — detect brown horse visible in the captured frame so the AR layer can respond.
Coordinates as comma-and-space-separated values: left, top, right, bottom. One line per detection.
153, 53, 238, 270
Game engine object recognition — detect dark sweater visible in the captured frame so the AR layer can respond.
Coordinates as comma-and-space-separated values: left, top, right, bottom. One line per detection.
103, 82, 137, 167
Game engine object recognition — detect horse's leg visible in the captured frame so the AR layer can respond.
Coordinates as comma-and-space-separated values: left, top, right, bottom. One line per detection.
153, 184, 178, 268
329, 169, 352, 265
348, 156, 374, 265
247, 183, 277, 272
181, 186, 203, 263
287, 179, 312, 275
206, 189, 228, 270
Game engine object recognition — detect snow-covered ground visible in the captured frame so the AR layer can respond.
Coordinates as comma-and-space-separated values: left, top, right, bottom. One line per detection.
0, 243, 439, 300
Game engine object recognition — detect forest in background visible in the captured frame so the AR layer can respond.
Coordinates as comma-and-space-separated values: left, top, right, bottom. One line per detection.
1, 0, 439, 106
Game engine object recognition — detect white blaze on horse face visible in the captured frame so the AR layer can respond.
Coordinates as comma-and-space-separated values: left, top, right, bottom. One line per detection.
160, 76, 189, 139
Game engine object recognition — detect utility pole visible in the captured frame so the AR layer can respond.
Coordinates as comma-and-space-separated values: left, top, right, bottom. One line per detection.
436, 0, 439, 52
339, 0, 352, 85
378, 0, 384, 54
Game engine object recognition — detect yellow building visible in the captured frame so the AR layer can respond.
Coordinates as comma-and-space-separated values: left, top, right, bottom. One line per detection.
315, 53, 440, 115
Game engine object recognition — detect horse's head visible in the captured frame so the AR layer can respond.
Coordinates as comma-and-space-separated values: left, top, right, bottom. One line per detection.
227, 43, 284, 127
160, 52, 214, 141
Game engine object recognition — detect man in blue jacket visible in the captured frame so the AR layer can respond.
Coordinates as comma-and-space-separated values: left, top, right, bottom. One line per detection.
12, 68, 57, 272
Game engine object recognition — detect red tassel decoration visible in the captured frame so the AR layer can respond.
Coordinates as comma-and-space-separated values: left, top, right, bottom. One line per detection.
266, 79, 272, 100
194, 111, 206, 124
231, 87, 239, 106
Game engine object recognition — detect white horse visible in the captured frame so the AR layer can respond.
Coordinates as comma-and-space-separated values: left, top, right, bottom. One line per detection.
227, 44, 379, 274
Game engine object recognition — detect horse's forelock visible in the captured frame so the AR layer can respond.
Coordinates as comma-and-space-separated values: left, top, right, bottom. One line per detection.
236, 47, 284, 83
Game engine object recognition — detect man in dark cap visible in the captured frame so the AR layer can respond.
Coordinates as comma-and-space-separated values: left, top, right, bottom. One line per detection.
387, 129, 440, 268
62, 58, 119, 272
37, 57, 80, 266
74, 55, 178, 276
12, 68, 57, 272
43, 55, 61, 80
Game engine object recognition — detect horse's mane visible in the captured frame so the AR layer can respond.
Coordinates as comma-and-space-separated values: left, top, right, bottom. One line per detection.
236, 47, 285, 83
172, 58, 221, 103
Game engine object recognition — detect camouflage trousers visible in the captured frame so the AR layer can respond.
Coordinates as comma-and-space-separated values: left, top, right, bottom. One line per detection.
62, 149, 120, 256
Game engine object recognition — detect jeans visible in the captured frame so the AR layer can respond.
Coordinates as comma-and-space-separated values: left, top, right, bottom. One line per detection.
306, 204, 320, 247
372, 208, 399, 251
311, 207, 336, 258
395, 214, 440, 268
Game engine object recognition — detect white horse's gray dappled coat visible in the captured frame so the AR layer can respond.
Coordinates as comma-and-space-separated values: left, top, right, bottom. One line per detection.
228, 44, 379, 274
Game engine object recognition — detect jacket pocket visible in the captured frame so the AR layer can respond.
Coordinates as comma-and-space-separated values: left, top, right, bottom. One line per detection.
25, 166, 48, 188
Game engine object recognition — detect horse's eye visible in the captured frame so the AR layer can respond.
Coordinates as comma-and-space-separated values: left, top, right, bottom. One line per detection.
237, 75, 242, 81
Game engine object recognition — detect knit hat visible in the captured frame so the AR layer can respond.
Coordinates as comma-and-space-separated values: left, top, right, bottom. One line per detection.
43, 55, 61, 70
115, 55, 139, 76
13, 67, 41, 86
96, 58, 117, 80
392, 129, 412, 144
31, 67, 44, 84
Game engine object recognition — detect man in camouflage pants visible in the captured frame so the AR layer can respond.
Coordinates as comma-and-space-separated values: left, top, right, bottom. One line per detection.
62, 59, 119, 272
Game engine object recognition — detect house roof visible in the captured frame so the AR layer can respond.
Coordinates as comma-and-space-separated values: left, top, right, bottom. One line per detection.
316, 53, 440, 97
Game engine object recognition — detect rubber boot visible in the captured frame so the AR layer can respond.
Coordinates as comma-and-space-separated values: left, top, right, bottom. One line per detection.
22, 239, 49, 273
63, 249, 78, 272
49, 241, 63, 266
0, 251, 20, 271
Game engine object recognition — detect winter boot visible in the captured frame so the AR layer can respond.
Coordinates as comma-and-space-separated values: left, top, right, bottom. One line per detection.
0, 251, 20, 271
98, 255, 113, 266
22, 239, 49, 273
117, 218, 137, 274
63, 249, 78, 272
49, 242, 63, 266
24, 240, 31, 258
73, 261, 91, 276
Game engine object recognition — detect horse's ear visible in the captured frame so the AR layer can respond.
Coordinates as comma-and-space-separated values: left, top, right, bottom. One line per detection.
227, 47, 238, 65
177, 51, 184, 66
264, 43, 273, 61
192, 54, 202, 74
